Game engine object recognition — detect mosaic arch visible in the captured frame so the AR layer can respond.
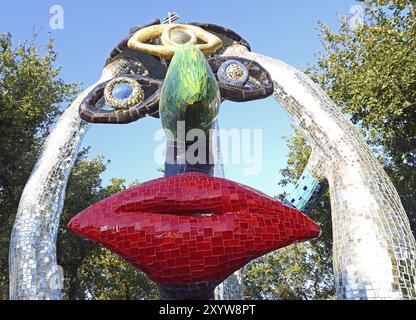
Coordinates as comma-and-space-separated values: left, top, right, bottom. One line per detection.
9, 16, 416, 300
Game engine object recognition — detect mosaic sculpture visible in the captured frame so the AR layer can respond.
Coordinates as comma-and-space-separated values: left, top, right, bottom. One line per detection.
73, 23, 316, 299
9, 16, 416, 300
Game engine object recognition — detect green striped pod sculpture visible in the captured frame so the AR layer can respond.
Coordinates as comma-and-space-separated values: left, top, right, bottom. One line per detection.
160, 43, 221, 140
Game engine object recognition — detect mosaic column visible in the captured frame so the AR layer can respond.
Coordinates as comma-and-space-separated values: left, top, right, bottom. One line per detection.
223, 44, 416, 300
212, 121, 244, 300
8, 70, 113, 300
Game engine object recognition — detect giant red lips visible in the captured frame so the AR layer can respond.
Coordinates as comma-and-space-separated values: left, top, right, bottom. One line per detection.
67, 172, 320, 284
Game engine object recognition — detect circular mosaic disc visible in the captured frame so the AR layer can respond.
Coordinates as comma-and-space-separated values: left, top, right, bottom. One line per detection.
104, 77, 145, 109
217, 59, 249, 86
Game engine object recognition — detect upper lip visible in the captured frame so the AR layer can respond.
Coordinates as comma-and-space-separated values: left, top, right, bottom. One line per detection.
68, 172, 320, 284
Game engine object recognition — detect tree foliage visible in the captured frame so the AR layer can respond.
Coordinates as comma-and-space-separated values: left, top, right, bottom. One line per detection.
78, 248, 159, 300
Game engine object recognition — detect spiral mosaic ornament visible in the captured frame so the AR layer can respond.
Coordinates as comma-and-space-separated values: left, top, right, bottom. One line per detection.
208, 56, 274, 101
104, 77, 145, 110
79, 74, 163, 124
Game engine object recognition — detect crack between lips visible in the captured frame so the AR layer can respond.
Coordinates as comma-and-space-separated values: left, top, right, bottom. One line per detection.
114, 203, 225, 217
113, 194, 237, 216
115, 209, 219, 217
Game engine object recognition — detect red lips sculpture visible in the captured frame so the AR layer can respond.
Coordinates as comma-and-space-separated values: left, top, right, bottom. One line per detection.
68, 172, 320, 284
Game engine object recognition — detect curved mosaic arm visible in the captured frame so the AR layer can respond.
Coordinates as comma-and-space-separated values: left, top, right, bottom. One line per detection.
223, 44, 416, 300
8, 70, 113, 300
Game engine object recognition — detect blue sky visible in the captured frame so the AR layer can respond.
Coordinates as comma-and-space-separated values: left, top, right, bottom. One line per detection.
0, 0, 358, 196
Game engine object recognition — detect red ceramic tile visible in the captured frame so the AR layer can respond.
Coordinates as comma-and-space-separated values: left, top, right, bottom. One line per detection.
68, 172, 320, 284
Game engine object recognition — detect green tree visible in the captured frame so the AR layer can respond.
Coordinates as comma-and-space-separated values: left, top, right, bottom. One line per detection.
0, 33, 78, 299
79, 248, 159, 300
